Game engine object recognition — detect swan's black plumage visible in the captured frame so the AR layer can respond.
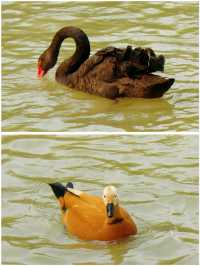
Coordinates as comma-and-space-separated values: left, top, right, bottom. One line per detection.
38, 26, 174, 99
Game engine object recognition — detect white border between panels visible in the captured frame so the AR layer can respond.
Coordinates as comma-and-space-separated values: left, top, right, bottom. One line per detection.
2, 131, 199, 136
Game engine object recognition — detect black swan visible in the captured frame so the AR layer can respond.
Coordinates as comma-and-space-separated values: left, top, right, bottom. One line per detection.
38, 26, 175, 99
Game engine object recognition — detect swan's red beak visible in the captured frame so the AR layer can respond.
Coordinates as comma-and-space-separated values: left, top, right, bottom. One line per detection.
37, 64, 45, 79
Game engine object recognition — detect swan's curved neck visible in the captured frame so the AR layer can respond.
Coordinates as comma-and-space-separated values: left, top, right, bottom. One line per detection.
49, 26, 90, 78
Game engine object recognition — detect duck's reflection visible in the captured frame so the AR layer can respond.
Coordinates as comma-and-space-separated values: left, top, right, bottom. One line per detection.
55, 234, 136, 264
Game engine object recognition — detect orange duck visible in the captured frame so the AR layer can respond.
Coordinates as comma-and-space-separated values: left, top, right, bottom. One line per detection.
49, 182, 137, 241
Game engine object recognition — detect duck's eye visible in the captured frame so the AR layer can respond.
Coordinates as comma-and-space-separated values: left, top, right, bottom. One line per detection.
103, 195, 106, 198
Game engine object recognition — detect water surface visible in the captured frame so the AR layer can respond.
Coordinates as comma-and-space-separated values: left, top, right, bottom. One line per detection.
2, 135, 199, 264
2, 1, 199, 131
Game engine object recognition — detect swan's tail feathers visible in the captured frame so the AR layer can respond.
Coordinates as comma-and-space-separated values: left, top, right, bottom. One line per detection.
117, 74, 175, 98
150, 77, 175, 98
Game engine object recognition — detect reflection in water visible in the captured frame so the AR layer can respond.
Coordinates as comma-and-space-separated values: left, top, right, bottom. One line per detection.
2, 234, 134, 265
106, 238, 135, 265
2, 135, 198, 264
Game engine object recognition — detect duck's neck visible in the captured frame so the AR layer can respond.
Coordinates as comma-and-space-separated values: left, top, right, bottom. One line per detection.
48, 26, 90, 79
106, 206, 124, 225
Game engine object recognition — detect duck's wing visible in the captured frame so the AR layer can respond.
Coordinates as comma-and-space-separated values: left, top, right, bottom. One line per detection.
63, 189, 106, 240
119, 207, 138, 235
66, 187, 104, 208
119, 206, 135, 222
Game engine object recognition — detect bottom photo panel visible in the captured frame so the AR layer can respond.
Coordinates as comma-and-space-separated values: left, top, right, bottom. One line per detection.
2, 134, 199, 265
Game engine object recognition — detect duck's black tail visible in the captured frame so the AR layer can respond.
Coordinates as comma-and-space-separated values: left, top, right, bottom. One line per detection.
49, 182, 74, 199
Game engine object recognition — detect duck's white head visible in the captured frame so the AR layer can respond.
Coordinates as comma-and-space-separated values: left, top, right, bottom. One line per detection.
102, 186, 119, 218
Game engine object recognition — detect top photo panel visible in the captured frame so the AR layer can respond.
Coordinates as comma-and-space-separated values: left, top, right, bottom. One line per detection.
2, 1, 198, 132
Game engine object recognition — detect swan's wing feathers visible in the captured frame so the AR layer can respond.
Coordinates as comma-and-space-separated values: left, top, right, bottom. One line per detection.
80, 47, 123, 75
95, 46, 123, 58
130, 47, 165, 73
93, 46, 166, 77
116, 47, 165, 78
78, 53, 106, 77
77, 46, 166, 84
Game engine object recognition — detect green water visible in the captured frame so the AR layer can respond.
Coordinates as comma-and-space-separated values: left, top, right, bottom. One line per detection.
2, 135, 199, 264
2, 1, 199, 132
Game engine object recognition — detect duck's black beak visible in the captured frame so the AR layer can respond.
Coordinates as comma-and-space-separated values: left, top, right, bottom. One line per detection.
106, 203, 114, 218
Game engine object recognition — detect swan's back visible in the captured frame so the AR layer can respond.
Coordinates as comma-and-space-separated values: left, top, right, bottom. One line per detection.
76, 46, 164, 78
62, 46, 174, 99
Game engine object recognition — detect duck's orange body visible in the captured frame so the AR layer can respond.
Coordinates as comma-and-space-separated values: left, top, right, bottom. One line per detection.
49, 183, 137, 241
